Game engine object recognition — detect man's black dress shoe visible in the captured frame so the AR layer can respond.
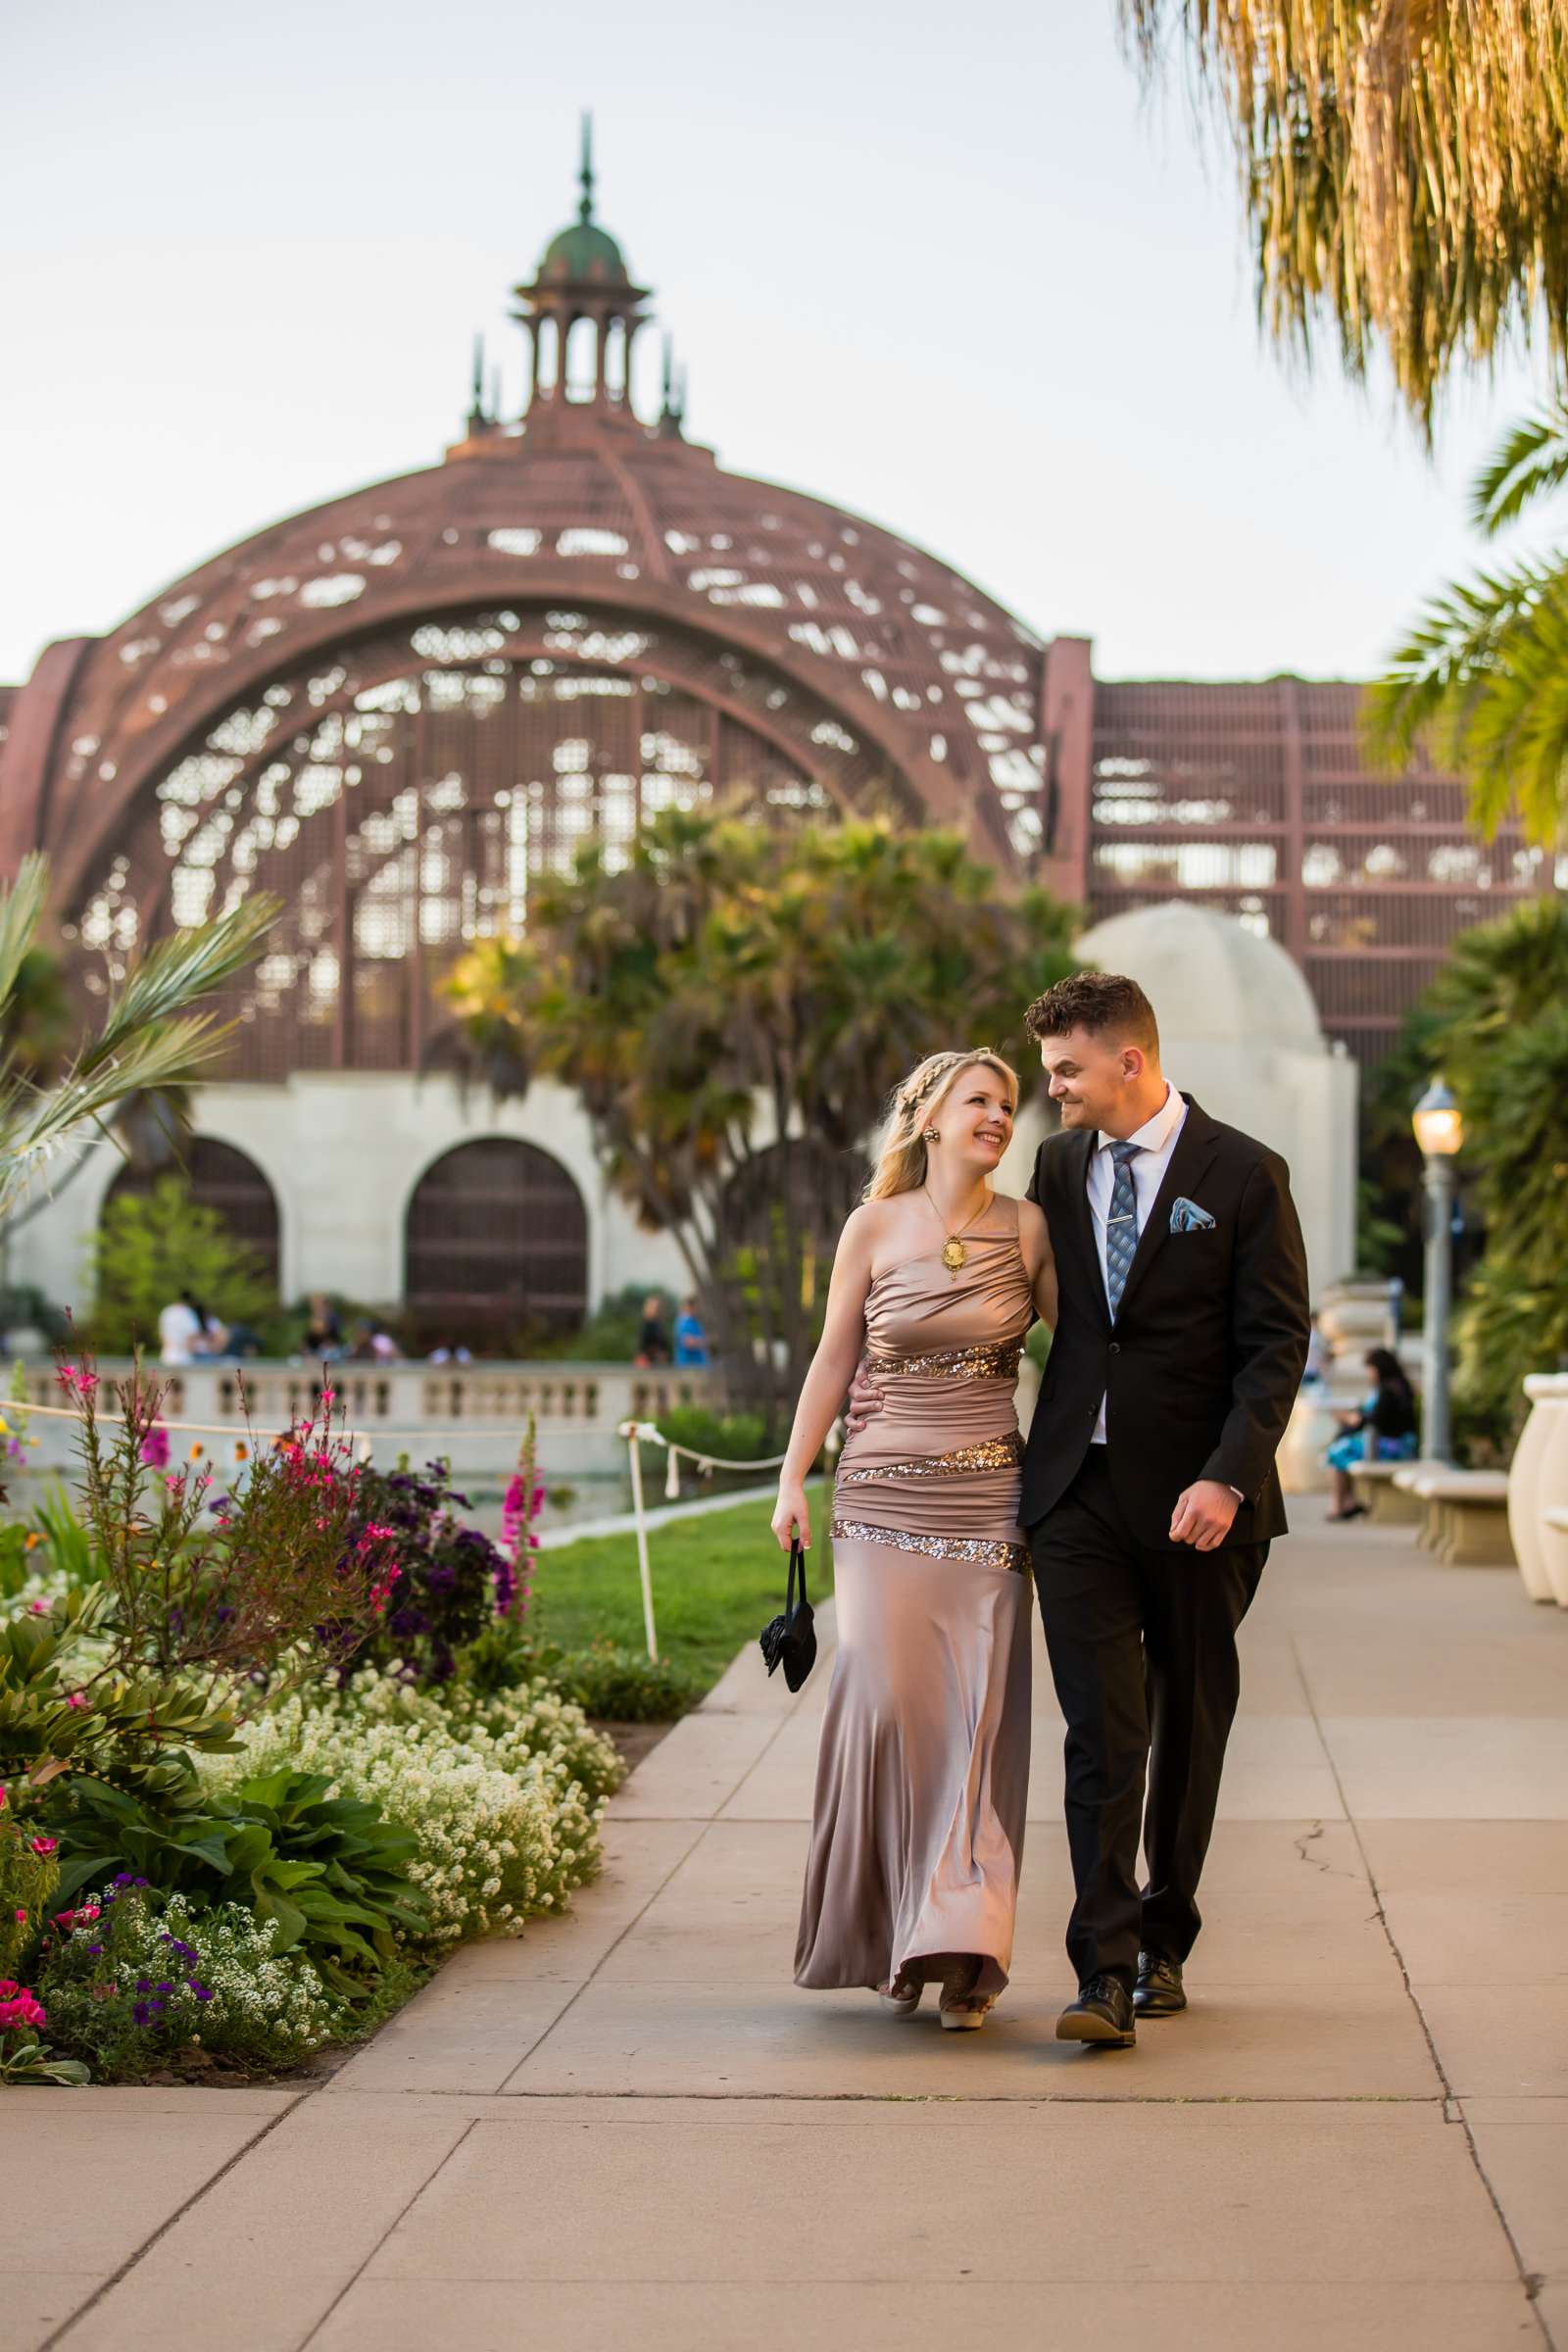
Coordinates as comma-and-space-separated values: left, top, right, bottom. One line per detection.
1134, 1951, 1186, 2016
1054, 1974, 1135, 2047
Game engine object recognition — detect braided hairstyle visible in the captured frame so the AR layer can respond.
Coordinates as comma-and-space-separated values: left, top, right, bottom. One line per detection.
863, 1050, 1020, 1201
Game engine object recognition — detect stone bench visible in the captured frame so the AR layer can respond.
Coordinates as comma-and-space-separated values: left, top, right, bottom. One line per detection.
1349, 1460, 1426, 1525
1408, 1468, 1516, 1567
1392, 1462, 1449, 1550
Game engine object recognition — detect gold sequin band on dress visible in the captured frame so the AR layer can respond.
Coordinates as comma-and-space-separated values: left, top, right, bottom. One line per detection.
837, 1433, 1025, 1487
829, 1519, 1031, 1575
864, 1341, 1024, 1382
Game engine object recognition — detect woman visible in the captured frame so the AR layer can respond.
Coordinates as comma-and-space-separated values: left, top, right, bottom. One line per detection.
772, 1051, 1056, 2031
1325, 1346, 1418, 1520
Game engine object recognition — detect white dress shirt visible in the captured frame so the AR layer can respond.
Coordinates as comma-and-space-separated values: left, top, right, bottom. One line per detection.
1086, 1082, 1187, 1445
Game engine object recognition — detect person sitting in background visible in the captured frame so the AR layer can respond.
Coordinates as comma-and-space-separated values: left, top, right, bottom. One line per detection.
1325, 1347, 1418, 1521
351, 1319, 402, 1362
635, 1295, 670, 1367
672, 1297, 709, 1366
303, 1294, 344, 1360
158, 1290, 202, 1367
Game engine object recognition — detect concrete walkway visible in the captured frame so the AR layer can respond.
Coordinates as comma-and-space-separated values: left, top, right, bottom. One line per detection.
4, 1498, 1565, 2351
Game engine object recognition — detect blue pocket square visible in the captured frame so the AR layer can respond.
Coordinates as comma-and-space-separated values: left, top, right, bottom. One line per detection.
1169, 1197, 1216, 1234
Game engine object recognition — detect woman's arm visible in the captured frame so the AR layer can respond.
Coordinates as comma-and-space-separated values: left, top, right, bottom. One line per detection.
1017, 1199, 1058, 1332
770, 1208, 877, 1550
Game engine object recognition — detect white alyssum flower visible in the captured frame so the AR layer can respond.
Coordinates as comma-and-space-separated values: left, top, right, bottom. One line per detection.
204, 1669, 622, 1947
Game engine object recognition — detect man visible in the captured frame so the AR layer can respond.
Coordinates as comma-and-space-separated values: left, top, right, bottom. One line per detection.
1019, 972, 1309, 2046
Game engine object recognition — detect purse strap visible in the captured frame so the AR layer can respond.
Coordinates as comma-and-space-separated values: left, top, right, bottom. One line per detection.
788, 1537, 809, 1613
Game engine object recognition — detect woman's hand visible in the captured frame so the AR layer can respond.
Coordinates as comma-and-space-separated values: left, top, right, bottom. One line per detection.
771, 1482, 811, 1551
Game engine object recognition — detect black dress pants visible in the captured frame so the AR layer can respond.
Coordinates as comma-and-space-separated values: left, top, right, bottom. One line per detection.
1031, 1448, 1266, 1993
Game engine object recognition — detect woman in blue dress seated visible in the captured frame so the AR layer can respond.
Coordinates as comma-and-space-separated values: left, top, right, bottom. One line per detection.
1326, 1347, 1418, 1521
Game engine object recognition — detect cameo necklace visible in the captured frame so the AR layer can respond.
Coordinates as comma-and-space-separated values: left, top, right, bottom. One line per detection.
923, 1182, 992, 1279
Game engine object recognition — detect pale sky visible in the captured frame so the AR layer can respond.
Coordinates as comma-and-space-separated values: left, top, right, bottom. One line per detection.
1, 0, 1552, 688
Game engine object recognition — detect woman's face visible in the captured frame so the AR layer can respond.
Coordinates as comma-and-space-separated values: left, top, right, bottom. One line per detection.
930, 1063, 1015, 1172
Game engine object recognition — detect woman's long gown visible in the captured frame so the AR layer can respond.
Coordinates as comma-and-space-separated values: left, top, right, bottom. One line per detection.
795, 1195, 1034, 1999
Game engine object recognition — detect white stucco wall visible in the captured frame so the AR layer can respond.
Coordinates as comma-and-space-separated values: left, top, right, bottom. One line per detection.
13, 1073, 691, 1324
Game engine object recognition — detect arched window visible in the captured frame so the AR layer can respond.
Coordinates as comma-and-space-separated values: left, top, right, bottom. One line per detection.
404, 1139, 588, 1349
104, 1138, 281, 1290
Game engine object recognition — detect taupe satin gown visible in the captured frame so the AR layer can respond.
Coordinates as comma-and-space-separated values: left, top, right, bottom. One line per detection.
794, 1195, 1034, 1999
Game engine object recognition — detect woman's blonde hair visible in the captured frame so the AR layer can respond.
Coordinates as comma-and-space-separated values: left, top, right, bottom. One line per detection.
863, 1050, 1020, 1200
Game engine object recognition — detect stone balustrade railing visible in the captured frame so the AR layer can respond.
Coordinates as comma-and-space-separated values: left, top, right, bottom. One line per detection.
7, 1358, 727, 1480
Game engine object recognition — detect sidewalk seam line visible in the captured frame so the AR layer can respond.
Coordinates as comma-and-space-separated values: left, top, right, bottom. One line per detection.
299, 2117, 481, 2350
37, 2092, 313, 2352
1284, 1625, 1552, 2347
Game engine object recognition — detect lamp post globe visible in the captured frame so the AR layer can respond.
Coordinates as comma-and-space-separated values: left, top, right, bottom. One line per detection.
1412, 1079, 1463, 1464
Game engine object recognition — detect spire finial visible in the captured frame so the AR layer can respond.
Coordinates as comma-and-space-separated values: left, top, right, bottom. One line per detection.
578, 110, 595, 224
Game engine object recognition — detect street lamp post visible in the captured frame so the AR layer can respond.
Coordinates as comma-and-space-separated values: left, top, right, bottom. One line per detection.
1412, 1077, 1464, 1464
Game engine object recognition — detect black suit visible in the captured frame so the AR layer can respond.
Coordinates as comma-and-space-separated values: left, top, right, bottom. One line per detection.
1024, 1096, 1310, 1991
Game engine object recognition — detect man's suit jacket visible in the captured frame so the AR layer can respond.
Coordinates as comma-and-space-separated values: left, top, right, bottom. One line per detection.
1021, 1096, 1310, 1547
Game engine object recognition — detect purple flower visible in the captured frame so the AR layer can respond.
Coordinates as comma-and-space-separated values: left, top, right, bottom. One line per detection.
86, 1943, 102, 1956
114, 1874, 133, 1886
193, 1984, 213, 2002
135, 1978, 152, 1993
156, 1981, 173, 1993
132, 2001, 152, 2026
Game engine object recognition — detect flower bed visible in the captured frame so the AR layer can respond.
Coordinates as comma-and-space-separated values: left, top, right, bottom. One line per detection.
0, 1375, 622, 2084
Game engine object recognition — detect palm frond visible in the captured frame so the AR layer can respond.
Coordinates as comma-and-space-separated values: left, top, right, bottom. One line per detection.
1120, 1, 1568, 430
0, 853, 51, 1013
1365, 547, 1568, 845
1470, 404, 1568, 534
81, 893, 279, 1073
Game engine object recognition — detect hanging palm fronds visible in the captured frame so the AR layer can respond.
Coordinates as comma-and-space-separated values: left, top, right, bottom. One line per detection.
1121, 2, 1568, 430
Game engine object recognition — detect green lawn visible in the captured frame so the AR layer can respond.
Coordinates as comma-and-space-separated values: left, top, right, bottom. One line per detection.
529, 1482, 831, 1690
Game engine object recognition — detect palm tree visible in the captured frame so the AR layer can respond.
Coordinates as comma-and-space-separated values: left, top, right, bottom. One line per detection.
0, 855, 279, 1232
444, 811, 1075, 1431
1120, 2, 1568, 433
1364, 402, 1568, 851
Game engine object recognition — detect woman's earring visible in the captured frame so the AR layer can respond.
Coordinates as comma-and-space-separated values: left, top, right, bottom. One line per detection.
924, 1126, 940, 1143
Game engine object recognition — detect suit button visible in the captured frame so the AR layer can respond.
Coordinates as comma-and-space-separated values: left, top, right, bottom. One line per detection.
1108, 1342, 1121, 1355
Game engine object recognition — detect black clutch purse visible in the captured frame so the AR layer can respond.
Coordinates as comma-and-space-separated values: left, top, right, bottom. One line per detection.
759, 1538, 816, 1692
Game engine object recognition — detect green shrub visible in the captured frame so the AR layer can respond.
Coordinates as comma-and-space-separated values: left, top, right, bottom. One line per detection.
46, 1771, 427, 1996
37, 1885, 345, 2080
85, 1177, 276, 1355
0, 1797, 60, 1979
518, 1636, 705, 1723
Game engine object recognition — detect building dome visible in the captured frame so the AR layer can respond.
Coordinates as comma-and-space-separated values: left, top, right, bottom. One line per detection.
536, 218, 631, 286
0, 129, 1045, 1086
1076, 901, 1327, 1054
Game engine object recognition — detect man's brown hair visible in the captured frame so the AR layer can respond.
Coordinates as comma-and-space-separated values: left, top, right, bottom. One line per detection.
1024, 971, 1159, 1054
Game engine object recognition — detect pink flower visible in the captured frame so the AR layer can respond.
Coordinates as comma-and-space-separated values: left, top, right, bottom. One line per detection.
13, 1910, 25, 1924
139, 1424, 171, 1469
66, 1691, 88, 1711
53, 1906, 99, 1934
0, 1786, 7, 1810
27, 1837, 58, 1856
27, 1599, 50, 1615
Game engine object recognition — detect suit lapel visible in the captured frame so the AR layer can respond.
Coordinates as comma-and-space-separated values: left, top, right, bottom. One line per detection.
1059, 1128, 1109, 1329
1114, 1095, 1222, 1322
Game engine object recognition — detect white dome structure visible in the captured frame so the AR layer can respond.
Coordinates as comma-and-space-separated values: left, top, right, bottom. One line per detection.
1077, 903, 1325, 1054
1072, 901, 1357, 1298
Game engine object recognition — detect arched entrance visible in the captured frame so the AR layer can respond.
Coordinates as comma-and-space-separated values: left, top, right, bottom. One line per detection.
404, 1138, 588, 1350
103, 1137, 281, 1291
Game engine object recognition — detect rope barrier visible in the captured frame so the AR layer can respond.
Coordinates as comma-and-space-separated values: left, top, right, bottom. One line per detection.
0, 1394, 526, 1459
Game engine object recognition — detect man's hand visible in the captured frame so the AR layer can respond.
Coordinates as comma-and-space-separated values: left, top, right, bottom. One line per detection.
843, 1359, 886, 1437
1169, 1480, 1241, 1552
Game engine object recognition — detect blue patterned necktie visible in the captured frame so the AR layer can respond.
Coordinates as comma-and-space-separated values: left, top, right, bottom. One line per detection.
1103, 1140, 1143, 1319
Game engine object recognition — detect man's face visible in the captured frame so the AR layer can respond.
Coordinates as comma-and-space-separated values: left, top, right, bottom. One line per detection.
1039, 1026, 1143, 1132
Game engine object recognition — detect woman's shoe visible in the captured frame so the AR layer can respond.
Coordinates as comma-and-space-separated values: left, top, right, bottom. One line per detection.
939, 1995, 994, 2032
877, 1971, 923, 2017
937, 1956, 993, 2031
